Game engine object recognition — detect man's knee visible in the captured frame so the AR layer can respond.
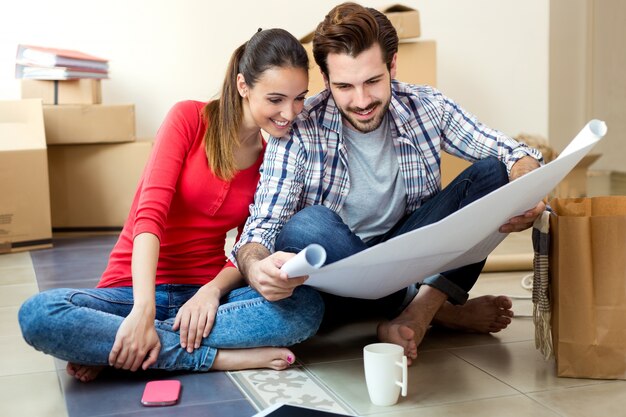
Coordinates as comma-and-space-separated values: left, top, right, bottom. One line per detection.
276, 205, 342, 252
474, 157, 508, 187
288, 205, 340, 226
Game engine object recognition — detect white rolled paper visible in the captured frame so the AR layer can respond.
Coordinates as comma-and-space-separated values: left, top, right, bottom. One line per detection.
281, 244, 327, 278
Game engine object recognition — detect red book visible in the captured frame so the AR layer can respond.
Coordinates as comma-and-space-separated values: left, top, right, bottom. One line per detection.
16, 44, 109, 72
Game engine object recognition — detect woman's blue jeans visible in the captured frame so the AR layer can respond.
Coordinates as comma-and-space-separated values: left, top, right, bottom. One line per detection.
275, 157, 509, 326
18, 284, 323, 370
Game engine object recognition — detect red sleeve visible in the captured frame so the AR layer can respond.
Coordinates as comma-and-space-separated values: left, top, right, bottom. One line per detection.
221, 260, 237, 271
133, 101, 202, 241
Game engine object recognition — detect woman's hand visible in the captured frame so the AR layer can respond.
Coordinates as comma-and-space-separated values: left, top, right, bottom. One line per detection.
109, 306, 161, 371
173, 285, 221, 353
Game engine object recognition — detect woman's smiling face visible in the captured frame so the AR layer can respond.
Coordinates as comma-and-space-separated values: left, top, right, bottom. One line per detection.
241, 66, 309, 138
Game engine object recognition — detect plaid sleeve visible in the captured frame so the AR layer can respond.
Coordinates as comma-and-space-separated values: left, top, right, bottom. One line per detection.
231, 135, 305, 261
437, 91, 543, 174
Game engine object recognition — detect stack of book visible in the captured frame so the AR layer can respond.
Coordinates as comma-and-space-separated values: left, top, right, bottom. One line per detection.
15, 44, 109, 80
14, 44, 151, 231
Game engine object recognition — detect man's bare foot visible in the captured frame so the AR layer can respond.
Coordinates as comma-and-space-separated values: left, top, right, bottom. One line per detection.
66, 363, 104, 382
433, 295, 514, 333
377, 285, 448, 364
211, 347, 295, 371
376, 321, 419, 364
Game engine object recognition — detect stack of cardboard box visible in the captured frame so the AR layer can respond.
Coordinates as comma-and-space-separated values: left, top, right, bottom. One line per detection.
0, 99, 53, 253
300, 4, 469, 187
21, 80, 153, 231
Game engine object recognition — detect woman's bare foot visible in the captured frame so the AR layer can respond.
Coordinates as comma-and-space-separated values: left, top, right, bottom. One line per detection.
211, 347, 295, 371
66, 363, 104, 382
433, 295, 514, 333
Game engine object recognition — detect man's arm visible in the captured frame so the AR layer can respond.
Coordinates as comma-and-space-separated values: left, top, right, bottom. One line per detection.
435, 87, 543, 173
231, 128, 309, 300
433, 89, 545, 232
237, 244, 308, 302
499, 156, 546, 233
236, 242, 271, 279
508, 155, 540, 181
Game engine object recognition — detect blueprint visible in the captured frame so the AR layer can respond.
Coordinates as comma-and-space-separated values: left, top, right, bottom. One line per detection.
291, 120, 606, 298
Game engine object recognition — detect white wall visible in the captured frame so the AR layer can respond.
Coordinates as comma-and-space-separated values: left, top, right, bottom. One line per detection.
0, 0, 548, 140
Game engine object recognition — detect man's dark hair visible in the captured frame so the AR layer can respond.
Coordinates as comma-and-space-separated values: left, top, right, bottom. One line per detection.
312, 2, 398, 77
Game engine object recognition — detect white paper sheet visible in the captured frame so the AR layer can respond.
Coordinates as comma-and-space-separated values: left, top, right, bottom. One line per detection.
303, 120, 607, 299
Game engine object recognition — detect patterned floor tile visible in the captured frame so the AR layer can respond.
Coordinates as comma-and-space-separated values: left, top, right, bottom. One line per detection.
228, 364, 356, 415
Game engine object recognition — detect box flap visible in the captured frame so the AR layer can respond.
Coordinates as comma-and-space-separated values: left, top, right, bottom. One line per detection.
574, 153, 601, 169
300, 3, 421, 43
380, 3, 421, 39
0, 99, 46, 151
381, 4, 416, 13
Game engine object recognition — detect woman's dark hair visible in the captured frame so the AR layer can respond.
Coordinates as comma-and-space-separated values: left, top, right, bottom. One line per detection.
203, 28, 309, 180
312, 2, 398, 78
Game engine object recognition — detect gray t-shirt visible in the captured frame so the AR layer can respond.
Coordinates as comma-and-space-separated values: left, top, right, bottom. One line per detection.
338, 116, 407, 242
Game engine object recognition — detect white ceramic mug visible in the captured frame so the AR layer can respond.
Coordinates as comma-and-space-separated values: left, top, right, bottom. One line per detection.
363, 343, 408, 406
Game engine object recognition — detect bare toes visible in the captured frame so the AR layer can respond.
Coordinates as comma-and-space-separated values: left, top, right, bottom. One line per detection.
495, 295, 513, 309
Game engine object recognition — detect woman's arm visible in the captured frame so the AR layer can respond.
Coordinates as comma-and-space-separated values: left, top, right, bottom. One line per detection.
108, 232, 162, 371
106, 103, 203, 369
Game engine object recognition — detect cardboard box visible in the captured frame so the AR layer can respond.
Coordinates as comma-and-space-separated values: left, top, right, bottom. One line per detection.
553, 153, 602, 198
47, 139, 153, 229
395, 40, 436, 87
442, 153, 602, 195
21, 79, 102, 105
441, 153, 472, 188
610, 171, 626, 196
0, 99, 52, 253
381, 4, 421, 39
301, 38, 436, 94
43, 104, 135, 144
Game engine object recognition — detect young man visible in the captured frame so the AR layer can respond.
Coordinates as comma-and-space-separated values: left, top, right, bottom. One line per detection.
233, 2, 544, 362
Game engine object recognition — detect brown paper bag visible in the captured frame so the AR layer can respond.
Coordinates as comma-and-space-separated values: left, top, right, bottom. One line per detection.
549, 196, 626, 379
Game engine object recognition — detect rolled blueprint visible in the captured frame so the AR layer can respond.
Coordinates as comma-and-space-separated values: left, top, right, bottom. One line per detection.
304, 119, 607, 298
281, 244, 327, 277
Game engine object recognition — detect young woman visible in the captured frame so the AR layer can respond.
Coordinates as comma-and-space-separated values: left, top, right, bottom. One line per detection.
18, 28, 323, 382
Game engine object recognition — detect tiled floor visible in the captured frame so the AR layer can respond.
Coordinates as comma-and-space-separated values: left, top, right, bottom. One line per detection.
2, 206, 625, 416
0, 251, 67, 417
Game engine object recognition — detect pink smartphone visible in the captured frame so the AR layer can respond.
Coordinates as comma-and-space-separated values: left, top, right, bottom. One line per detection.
141, 380, 181, 406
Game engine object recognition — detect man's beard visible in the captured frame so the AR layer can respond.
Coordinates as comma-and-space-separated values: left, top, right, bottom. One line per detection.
338, 97, 390, 133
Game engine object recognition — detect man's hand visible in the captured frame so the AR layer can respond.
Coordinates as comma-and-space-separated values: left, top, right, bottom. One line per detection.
499, 155, 545, 233
499, 200, 546, 233
238, 243, 307, 301
509, 155, 540, 181
109, 307, 161, 371
248, 252, 308, 301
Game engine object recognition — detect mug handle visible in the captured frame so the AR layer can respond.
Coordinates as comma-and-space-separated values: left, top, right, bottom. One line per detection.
395, 355, 408, 397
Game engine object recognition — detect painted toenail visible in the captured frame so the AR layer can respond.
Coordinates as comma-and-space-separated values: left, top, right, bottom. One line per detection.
287, 355, 294, 363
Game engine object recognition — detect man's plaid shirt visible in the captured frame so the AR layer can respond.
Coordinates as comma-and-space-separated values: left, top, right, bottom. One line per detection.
232, 81, 542, 257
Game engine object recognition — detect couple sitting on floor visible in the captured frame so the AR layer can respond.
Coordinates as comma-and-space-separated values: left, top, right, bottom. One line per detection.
18, 2, 543, 382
